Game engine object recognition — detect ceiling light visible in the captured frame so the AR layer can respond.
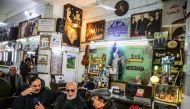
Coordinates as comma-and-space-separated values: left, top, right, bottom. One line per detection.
24, 11, 29, 16
0, 22, 7, 26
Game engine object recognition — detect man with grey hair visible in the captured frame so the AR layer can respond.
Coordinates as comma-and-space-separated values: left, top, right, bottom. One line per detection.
5, 66, 23, 95
91, 88, 118, 109
54, 81, 88, 109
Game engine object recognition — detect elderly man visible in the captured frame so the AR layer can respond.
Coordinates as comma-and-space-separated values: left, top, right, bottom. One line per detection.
91, 88, 118, 109
54, 81, 88, 109
5, 66, 23, 95
12, 76, 60, 109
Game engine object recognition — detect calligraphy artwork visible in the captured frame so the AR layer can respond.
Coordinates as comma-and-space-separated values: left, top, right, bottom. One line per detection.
105, 18, 130, 40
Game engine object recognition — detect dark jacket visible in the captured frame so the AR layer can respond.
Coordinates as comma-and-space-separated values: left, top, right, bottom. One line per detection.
54, 93, 88, 109
12, 88, 60, 109
103, 101, 118, 109
5, 73, 23, 94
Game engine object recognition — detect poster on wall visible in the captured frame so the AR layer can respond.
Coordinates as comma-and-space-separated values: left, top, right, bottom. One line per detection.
50, 33, 62, 48
105, 18, 130, 40
163, 0, 187, 25
66, 53, 76, 71
90, 43, 152, 83
18, 20, 28, 38
38, 18, 55, 32
28, 16, 41, 36
40, 35, 50, 48
131, 9, 162, 38
51, 51, 63, 75
86, 20, 105, 42
63, 4, 82, 47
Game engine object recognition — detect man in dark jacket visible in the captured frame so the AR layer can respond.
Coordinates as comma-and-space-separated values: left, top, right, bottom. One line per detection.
91, 88, 118, 109
54, 82, 88, 109
12, 76, 60, 109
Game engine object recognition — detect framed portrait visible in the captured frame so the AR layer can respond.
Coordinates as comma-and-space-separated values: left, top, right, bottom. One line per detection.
131, 9, 162, 38
86, 20, 105, 42
63, 4, 82, 47
66, 53, 76, 70
38, 54, 48, 64
18, 20, 28, 38
40, 35, 50, 48
28, 15, 41, 36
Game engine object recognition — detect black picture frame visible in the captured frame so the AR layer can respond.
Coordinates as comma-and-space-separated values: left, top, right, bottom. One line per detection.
131, 9, 162, 38
18, 20, 28, 38
28, 15, 41, 36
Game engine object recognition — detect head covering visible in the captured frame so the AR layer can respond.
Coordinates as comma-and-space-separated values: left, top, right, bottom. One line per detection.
91, 88, 111, 100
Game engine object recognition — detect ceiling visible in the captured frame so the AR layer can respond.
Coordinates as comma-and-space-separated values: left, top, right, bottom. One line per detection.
0, 0, 111, 23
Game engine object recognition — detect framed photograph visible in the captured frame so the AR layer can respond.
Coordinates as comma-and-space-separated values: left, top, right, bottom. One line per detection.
66, 53, 76, 70
86, 20, 105, 42
131, 9, 162, 38
28, 15, 41, 36
38, 54, 48, 64
18, 20, 28, 38
40, 35, 50, 48
88, 63, 99, 73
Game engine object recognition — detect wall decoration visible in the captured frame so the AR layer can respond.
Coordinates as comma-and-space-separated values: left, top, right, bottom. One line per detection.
162, 24, 185, 39
90, 44, 152, 83
51, 51, 63, 75
50, 33, 62, 48
86, 20, 105, 42
28, 15, 41, 36
131, 9, 162, 38
38, 54, 48, 64
66, 53, 76, 70
40, 35, 50, 48
18, 20, 28, 38
63, 4, 82, 47
162, 0, 186, 25
38, 18, 55, 32
105, 18, 130, 40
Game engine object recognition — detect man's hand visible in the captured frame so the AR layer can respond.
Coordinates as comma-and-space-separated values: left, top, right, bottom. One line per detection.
35, 102, 45, 109
21, 87, 35, 96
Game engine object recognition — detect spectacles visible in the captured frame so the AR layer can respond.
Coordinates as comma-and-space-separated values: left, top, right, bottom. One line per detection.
66, 89, 75, 92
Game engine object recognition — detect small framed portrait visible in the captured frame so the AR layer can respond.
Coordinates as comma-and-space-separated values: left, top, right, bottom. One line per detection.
18, 20, 28, 38
38, 54, 48, 64
86, 20, 105, 42
131, 9, 162, 38
40, 35, 50, 48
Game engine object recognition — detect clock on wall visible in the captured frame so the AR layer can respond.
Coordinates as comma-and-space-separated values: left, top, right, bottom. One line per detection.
115, 0, 129, 16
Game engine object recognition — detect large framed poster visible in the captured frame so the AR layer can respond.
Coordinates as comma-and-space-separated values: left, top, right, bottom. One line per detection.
63, 4, 82, 47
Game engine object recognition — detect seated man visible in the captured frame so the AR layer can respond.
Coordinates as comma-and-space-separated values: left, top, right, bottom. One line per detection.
12, 76, 60, 109
91, 88, 118, 109
5, 66, 23, 95
54, 82, 88, 109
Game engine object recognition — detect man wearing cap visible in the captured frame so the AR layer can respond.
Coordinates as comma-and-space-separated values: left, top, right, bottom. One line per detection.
91, 88, 118, 109
54, 81, 88, 109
